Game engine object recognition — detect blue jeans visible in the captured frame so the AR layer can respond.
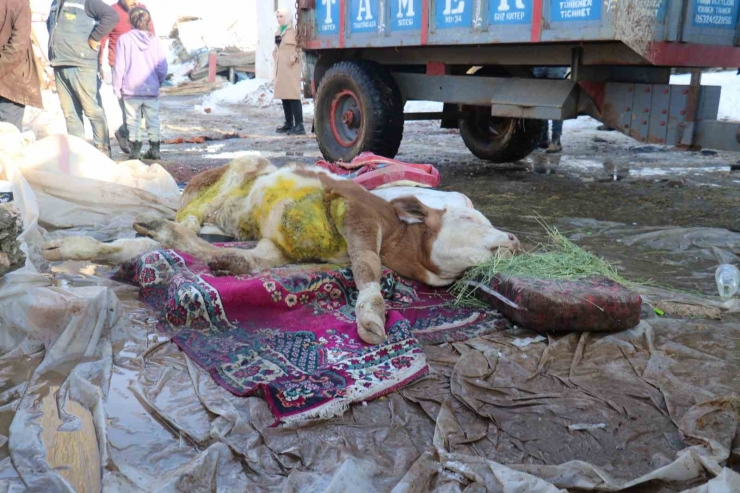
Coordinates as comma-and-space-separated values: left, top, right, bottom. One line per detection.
533, 66, 568, 140
54, 66, 110, 151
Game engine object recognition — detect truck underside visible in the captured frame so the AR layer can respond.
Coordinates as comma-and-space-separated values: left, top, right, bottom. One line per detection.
304, 42, 740, 163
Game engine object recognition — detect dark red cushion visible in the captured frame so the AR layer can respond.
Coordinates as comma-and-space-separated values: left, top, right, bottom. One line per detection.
476, 275, 642, 333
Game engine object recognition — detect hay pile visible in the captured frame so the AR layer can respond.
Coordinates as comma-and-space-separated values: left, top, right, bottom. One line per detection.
451, 225, 629, 307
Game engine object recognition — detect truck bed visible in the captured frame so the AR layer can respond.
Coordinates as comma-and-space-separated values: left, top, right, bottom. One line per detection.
301, 0, 740, 67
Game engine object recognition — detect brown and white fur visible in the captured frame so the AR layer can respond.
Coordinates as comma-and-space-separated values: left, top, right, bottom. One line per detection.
41, 156, 519, 344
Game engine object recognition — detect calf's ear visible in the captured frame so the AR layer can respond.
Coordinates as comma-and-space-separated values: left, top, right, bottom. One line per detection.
391, 196, 430, 224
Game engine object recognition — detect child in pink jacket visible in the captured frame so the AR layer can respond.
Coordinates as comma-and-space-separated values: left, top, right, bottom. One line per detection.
113, 7, 167, 160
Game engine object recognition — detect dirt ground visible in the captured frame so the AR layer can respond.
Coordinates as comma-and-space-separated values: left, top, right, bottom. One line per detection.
137, 87, 740, 297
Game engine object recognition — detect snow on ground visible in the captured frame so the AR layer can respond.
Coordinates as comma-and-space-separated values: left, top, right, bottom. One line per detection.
404, 101, 444, 113
198, 79, 316, 116
671, 70, 740, 121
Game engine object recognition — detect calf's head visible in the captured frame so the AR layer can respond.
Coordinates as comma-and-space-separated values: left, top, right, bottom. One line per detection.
392, 196, 519, 286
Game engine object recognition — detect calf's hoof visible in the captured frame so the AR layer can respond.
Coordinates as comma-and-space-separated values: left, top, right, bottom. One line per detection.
41, 237, 102, 261
355, 287, 387, 345
207, 253, 254, 277
133, 213, 173, 243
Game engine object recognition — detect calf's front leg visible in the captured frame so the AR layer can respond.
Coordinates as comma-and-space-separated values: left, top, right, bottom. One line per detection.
341, 222, 387, 345
133, 213, 287, 275
41, 237, 161, 265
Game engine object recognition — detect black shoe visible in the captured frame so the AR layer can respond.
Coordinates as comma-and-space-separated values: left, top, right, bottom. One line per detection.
115, 129, 130, 153
538, 139, 550, 149
276, 122, 293, 133
546, 137, 562, 154
287, 123, 305, 135
143, 141, 161, 160
129, 141, 142, 160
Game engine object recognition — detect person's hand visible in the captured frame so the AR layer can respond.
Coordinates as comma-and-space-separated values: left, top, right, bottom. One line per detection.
289, 54, 298, 65
88, 38, 101, 51
98, 66, 105, 81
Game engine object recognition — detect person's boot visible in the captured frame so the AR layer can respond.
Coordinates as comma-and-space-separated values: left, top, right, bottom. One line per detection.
538, 128, 549, 149
115, 129, 131, 153
144, 141, 161, 160
276, 122, 293, 133
546, 136, 562, 154
129, 141, 142, 160
287, 123, 305, 135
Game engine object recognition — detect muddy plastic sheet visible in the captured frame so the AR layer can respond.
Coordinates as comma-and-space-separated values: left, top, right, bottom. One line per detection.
398, 321, 740, 491
4, 263, 739, 492
0, 127, 178, 236
558, 218, 740, 300
1, 188, 740, 491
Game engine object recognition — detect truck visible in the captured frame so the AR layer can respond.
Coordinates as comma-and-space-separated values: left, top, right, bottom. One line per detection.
293, 0, 740, 164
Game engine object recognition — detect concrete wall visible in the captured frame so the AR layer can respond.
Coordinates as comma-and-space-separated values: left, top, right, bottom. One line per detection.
256, 0, 293, 80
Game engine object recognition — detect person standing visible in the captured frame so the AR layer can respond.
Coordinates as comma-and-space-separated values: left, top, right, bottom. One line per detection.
0, 0, 43, 130
47, 0, 118, 156
533, 66, 568, 154
113, 7, 166, 160
99, 0, 154, 153
274, 7, 304, 135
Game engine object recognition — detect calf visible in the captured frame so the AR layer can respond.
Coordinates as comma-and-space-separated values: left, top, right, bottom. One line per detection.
42, 156, 519, 344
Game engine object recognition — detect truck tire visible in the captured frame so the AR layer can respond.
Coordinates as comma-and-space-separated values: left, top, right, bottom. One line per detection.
458, 107, 545, 163
315, 60, 404, 162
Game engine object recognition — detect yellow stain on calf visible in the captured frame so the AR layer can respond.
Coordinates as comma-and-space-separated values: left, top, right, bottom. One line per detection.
176, 172, 254, 223
244, 175, 347, 261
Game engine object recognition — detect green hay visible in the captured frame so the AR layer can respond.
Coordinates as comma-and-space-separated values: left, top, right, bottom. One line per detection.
451, 223, 631, 307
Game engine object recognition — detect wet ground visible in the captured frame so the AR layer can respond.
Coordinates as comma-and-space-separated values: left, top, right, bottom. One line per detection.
129, 87, 740, 297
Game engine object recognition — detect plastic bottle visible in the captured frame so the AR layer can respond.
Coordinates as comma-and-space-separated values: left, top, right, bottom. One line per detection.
715, 264, 740, 298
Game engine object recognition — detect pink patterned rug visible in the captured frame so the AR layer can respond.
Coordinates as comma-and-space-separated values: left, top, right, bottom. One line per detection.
113, 242, 503, 424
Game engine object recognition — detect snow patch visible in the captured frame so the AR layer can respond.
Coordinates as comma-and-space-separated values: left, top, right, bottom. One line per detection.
670, 70, 740, 122
404, 101, 444, 113
198, 79, 279, 114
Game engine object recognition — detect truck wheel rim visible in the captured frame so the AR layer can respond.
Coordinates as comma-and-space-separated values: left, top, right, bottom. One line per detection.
330, 90, 362, 147
480, 116, 514, 143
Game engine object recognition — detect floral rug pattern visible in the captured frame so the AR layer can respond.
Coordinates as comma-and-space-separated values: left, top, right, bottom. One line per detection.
114, 242, 503, 423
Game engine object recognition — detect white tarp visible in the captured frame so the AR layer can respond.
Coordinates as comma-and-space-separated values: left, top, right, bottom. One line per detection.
0, 125, 178, 236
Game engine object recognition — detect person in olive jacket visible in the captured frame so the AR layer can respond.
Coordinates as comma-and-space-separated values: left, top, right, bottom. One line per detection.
47, 0, 118, 156
0, 0, 43, 131
273, 7, 305, 135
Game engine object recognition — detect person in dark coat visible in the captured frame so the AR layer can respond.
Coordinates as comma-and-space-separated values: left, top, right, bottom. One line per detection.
47, 0, 118, 156
0, 0, 43, 130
